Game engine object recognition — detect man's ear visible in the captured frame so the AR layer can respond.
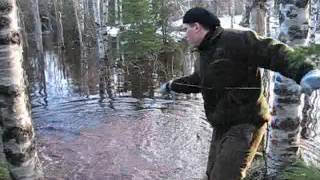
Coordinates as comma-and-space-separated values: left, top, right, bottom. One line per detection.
194, 22, 201, 32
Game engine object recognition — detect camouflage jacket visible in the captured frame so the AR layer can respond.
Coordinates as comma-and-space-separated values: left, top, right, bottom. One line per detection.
170, 27, 316, 128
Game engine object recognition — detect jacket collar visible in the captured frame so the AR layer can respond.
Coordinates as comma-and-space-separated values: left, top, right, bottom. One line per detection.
197, 26, 224, 51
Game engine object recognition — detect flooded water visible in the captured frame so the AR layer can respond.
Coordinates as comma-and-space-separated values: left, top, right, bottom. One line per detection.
26, 35, 212, 179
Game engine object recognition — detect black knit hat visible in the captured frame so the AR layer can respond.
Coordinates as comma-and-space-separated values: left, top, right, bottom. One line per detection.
183, 7, 220, 31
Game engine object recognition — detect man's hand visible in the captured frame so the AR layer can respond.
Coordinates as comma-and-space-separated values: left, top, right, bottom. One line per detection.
158, 80, 172, 95
300, 70, 320, 95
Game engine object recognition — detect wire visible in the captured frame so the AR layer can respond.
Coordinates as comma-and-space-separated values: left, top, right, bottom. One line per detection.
172, 82, 261, 90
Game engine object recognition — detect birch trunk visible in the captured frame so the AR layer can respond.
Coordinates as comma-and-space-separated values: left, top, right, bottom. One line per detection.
266, 73, 304, 178
38, 0, 53, 33
307, 0, 320, 44
72, 0, 84, 48
229, 0, 235, 29
92, 0, 105, 60
0, 0, 43, 179
92, 0, 108, 98
18, 0, 43, 54
240, 0, 253, 27
250, 0, 267, 35
266, 0, 275, 37
52, 0, 64, 47
16, 0, 28, 50
266, 1, 311, 177
278, 0, 309, 46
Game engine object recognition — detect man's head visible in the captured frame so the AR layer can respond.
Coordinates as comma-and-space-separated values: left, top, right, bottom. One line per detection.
183, 7, 220, 47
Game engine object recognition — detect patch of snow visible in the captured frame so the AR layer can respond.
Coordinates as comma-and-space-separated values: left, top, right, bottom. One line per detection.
219, 15, 251, 31
171, 19, 183, 28
170, 31, 186, 41
107, 26, 120, 37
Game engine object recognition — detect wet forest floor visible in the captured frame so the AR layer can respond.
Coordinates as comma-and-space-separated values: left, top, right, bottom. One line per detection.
36, 98, 213, 180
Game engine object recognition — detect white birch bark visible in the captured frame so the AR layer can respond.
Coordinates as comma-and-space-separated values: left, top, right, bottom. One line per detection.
229, 0, 235, 29
278, 0, 309, 46
93, 0, 105, 59
266, 0, 275, 37
266, 73, 304, 178
266, 1, 311, 177
0, 0, 43, 179
307, 0, 320, 44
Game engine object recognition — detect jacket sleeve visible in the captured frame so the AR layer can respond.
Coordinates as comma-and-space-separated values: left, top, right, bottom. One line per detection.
170, 60, 201, 94
246, 31, 317, 83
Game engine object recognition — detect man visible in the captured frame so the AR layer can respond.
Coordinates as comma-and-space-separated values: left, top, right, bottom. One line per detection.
159, 7, 320, 180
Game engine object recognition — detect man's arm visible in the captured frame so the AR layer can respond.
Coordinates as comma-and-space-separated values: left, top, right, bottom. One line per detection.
246, 31, 317, 84
160, 58, 202, 94
170, 71, 201, 94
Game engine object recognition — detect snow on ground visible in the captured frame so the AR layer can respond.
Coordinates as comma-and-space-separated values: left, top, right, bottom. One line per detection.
219, 15, 250, 31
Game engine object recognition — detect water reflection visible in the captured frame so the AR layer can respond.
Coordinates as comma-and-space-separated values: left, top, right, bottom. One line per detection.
24, 33, 210, 179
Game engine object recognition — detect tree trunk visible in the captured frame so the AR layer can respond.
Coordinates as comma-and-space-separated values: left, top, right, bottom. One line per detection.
92, 0, 108, 98
278, 0, 309, 46
72, 0, 83, 48
240, 0, 253, 27
0, 0, 43, 179
18, 0, 43, 54
92, 0, 105, 59
82, 0, 96, 47
250, 0, 267, 35
266, 1, 311, 178
266, 0, 275, 37
266, 73, 304, 178
307, 0, 320, 44
16, 0, 28, 50
52, 0, 64, 47
38, 0, 53, 33
229, 0, 235, 29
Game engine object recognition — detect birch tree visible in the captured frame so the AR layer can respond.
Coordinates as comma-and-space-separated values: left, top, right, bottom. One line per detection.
307, 0, 320, 44
246, 0, 311, 178
250, 0, 268, 35
266, 73, 304, 178
73, 0, 84, 48
51, 0, 65, 47
265, 1, 312, 178
229, 0, 235, 28
38, 0, 53, 33
17, 0, 43, 54
278, 0, 309, 46
240, 0, 253, 27
0, 0, 43, 179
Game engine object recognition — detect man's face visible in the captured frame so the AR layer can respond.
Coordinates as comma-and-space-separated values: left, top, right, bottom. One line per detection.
183, 23, 202, 47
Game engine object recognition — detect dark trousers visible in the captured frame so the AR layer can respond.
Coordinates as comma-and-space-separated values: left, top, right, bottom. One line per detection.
206, 123, 267, 180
